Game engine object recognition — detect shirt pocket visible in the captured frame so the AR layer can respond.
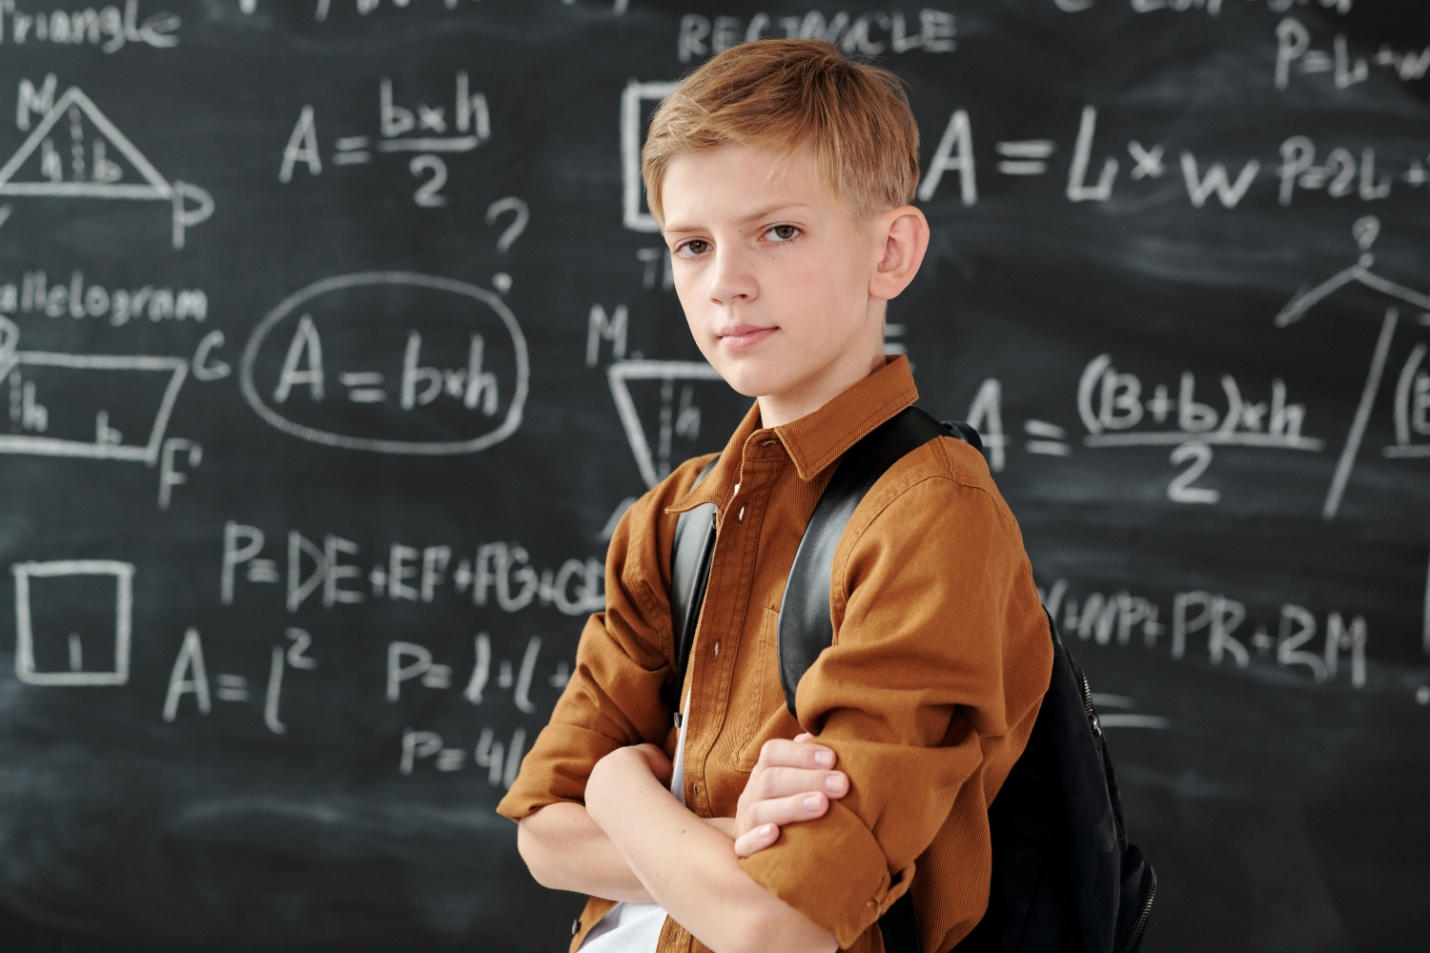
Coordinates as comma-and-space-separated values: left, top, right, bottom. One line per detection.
731, 604, 799, 771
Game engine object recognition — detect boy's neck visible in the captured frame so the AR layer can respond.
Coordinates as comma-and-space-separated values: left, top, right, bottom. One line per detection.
755, 349, 889, 429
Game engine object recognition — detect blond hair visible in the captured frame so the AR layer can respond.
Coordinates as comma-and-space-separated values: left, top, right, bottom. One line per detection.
641, 39, 920, 225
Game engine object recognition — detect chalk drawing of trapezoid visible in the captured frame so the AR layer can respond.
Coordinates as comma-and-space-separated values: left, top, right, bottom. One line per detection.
0, 321, 189, 465
13, 560, 134, 687
0, 86, 213, 249
607, 360, 735, 489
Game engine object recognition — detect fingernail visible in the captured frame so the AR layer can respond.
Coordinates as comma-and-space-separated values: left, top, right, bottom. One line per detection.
814, 750, 834, 768
761, 824, 777, 838
803, 794, 822, 811
825, 774, 846, 794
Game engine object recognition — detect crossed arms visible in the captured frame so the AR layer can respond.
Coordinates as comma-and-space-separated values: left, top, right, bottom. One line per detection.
506, 462, 1045, 953
517, 736, 847, 953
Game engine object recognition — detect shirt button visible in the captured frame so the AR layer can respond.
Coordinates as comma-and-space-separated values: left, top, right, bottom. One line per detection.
737, 506, 746, 522
571, 918, 581, 936
713, 641, 720, 658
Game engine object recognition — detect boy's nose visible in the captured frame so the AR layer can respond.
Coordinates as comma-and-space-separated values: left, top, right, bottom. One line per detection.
708, 249, 757, 304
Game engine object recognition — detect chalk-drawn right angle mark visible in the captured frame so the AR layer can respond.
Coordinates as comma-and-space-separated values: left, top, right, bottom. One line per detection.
0, 81, 213, 249
1276, 216, 1430, 520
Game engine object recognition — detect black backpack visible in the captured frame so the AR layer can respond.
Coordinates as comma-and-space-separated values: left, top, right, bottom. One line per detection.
670, 407, 1156, 953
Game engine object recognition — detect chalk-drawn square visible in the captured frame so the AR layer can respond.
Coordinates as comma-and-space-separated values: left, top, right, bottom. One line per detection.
13, 560, 133, 687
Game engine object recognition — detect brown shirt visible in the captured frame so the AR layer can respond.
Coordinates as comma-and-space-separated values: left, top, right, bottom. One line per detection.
497, 357, 1052, 953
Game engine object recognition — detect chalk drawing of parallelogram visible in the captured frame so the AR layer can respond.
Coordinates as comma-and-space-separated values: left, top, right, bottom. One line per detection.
13, 560, 134, 687
0, 87, 213, 248
0, 352, 188, 465
607, 360, 727, 489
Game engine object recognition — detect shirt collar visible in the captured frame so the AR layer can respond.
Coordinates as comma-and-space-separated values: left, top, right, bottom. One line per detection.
774, 355, 920, 480
669, 355, 919, 512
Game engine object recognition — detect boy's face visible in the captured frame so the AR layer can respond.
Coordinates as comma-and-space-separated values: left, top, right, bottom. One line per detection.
660, 144, 889, 428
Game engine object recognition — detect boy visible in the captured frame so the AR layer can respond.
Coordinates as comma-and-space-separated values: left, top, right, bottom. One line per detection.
497, 39, 1051, 953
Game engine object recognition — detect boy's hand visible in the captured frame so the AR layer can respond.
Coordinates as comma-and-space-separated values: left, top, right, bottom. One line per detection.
626, 742, 675, 786
588, 743, 674, 809
733, 733, 849, 858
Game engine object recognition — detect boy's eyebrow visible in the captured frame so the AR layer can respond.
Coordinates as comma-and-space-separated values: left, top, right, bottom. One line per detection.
662, 201, 814, 236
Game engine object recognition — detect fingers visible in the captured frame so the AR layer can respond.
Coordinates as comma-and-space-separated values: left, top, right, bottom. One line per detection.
757, 737, 837, 771
749, 788, 839, 827
744, 764, 848, 803
732, 785, 844, 857
734, 822, 780, 858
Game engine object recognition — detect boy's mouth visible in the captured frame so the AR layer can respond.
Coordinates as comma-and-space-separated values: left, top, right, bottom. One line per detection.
718, 324, 777, 349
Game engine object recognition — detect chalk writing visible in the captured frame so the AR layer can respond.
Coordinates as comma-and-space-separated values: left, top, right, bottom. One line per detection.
1078, 356, 1317, 450
0, 318, 215, 508
677, 11, 957, 63
240, 272, 529, 455
1055, 0, 1353, 15
1077, 354, 1320, 504
0, 80, 213, 248
1424, 546, 1430, 657
162, 626, 318, 735
1041, 578, 1370, 689
0, 1, 179, 53
1389, 343, 1430, 459
280, 73, 490, 208
313, 0, 465, 21
621, 80, 676, 233
606, 360, 729, 489
1278, 137, 1393, 205
1276, 16, 1430, 91
12, 560, 133, 686
916, 105, 1424, 210
221, 523, 605, 617
0, 269, 206, 325
387, 633, 569, 716
1, 349, 188, 462
399, 724, 527, 786
1276, 218, 1430, 518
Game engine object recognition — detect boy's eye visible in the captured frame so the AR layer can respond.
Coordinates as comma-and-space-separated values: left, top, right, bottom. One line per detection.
675, 239, 709, 259
765, 224, 800, 242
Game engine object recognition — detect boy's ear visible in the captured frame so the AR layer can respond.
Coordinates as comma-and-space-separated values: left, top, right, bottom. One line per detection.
869, 205, 930, 302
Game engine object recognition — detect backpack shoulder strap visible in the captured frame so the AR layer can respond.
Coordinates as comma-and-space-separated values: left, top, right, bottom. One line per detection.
669, 457, 719, 709
774, 406, 974, 953
667, 411, 977, 953
776, 406, 966, 716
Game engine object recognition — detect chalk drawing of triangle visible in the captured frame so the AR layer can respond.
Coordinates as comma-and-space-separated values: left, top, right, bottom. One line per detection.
0, 87, 173, 200
607, 360, 735, 489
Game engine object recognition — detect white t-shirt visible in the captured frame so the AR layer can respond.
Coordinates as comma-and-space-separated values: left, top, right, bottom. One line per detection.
577, 696, 691, 952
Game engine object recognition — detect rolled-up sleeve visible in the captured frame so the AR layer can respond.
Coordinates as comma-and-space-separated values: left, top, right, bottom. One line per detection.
496, 485, 680, 821
738, 462, 1051, 947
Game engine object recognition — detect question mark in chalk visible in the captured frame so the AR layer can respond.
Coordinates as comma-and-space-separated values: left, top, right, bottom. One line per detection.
486, 197, 529, 295
1352, 215, 1380, 269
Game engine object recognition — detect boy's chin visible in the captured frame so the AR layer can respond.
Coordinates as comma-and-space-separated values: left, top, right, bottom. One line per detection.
712, 371, 775, 402
719, 378, 764, 399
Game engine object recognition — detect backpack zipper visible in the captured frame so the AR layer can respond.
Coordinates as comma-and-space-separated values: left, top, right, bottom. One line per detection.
1081, 663, 1155, 953
1117, 865, 1157, 953
1078, 669, 1101, 737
